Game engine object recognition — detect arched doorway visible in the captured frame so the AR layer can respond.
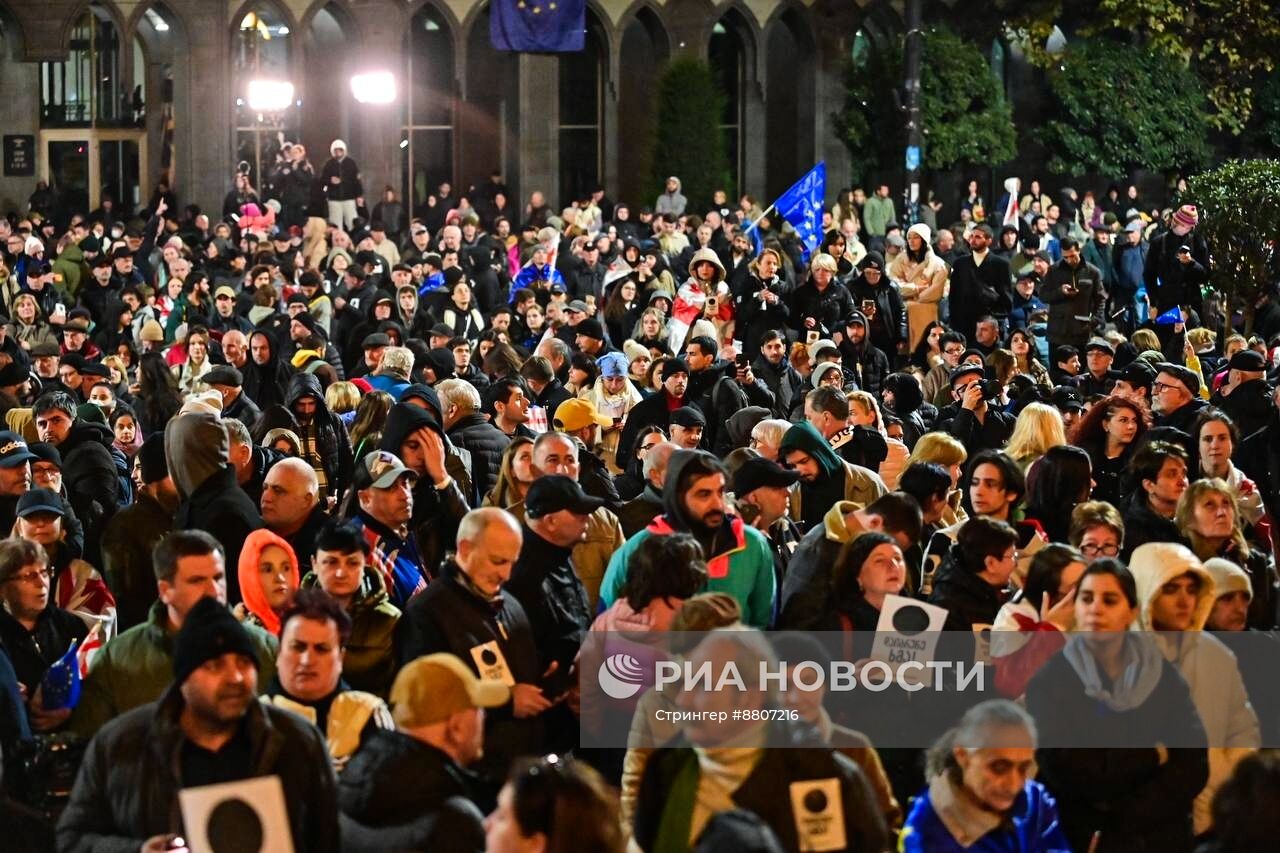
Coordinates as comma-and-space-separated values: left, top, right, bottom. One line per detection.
402, 2, 455, 222
765, 7, 816, 200
232, 2, 296, 190
38, 2, 147, 219
708, 10, 751, 196
301, 2, 355, 178
460, 3, 519, 209
557, 7, 606, 208
134, 3, 188, 214
617, 6, 669, 206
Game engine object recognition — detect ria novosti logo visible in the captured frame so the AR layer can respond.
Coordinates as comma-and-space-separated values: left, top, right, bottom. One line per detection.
597, 653, 645, 699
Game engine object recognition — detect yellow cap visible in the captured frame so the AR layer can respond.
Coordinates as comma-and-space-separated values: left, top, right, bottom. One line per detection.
554, 397, 611, 432
391, 653, 510, 727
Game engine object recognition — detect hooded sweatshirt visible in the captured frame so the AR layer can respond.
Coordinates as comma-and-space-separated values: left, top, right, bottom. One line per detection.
164, 412, 228, 499
1128, 542, 1259, 834
600, 451, 776, 627
779, 421, 848, 530
654, 177, 687, 217
238, 528, 301, 636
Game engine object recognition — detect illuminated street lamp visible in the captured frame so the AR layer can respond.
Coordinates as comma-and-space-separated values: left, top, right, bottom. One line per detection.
351, 71, 397, 105
246, 79, 295, 112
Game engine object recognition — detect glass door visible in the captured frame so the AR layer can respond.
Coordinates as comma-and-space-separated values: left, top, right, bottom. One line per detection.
47, 140, 91, 217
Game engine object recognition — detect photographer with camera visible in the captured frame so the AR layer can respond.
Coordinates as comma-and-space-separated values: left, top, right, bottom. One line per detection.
938, 363, 1014, 452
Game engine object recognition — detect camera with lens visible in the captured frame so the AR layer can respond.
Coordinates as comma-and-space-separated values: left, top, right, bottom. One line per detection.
979, 379, 1003, 401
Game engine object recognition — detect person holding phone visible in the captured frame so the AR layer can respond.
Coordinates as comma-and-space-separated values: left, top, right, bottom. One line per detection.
847, 252, 907, 360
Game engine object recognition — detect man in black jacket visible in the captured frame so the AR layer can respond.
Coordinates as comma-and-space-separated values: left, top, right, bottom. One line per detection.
321, 139, 363, 231
752, 330, 806, 420
1121, 440, 1190, 560
56, 597, 339, 853
165, 412, 264, 603
287, 372, 355, 502
948, 225, 1012, 344
439, 378, 510, 505
1143, 204, 1209, 319
1212, 349, 1272, 439
837, 311, 891, 397
205, 364, 262, 430
936, 364, 1015, 452
846, 252, 906, 360
617, 358, 691, 462
34, 390, 120, 565
396, 508, 547, 793
339, 652, 506, 852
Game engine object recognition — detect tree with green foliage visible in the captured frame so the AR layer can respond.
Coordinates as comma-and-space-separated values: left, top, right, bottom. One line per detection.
1009, 0, 1280, 135
833, 27, 1016, 185
645, 58, 733, 213
1038, 39, 1211, 177
1186, 160, 1280, 333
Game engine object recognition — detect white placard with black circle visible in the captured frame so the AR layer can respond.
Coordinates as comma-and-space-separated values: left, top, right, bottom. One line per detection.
870, 594, 948, 667
789, 778, 847, 852
177, 775, 293, 853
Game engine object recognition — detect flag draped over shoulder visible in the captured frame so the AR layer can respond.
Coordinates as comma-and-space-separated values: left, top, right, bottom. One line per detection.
774, 162, 826, 262
491, 0, 586, 52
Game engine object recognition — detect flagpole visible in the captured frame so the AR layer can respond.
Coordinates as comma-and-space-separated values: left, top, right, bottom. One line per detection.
746, 203, 776, 234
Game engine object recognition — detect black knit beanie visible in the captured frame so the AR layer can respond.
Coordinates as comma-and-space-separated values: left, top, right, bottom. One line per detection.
173, 597, 259, 686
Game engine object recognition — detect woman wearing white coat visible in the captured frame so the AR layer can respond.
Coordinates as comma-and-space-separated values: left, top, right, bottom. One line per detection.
889, 223, 949, 352
1128, 541, 1260, 836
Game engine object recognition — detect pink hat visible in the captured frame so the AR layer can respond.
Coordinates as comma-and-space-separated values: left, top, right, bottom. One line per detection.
1171, 204, 1198, 230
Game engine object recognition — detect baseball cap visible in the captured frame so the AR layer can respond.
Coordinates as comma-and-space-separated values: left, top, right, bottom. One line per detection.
525, 474, 605, 519
16, 488, 65, 518
950, 363, 986, 386
390, 653, 510, 727
554, 398, 611, 432
566, 300, 590, 315
354, 450, 419, 490
0, 431, 37, 469
733, 456, 800, 497
1228, 349, 1267, 372
1051, 386, 1085, 412
1117, 360, 1155, 388
1124, 219, 1144, 234
215, 285, 237, 300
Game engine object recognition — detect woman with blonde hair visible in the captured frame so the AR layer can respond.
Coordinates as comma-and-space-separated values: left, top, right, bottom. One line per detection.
889, 223, 949, 351
325, 381, 361, 418
1130, 327, 1161, 354
1004, 403, 1066, 472
348, 390, 394, 460
906, 432, 968, 528
302, 216, 330, 270
849, 390, 909, 489
1176, 478, 1276, 630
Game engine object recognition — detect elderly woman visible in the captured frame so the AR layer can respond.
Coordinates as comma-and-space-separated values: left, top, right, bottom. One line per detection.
890, 223, 949, 351
1176, 477, 1277, 631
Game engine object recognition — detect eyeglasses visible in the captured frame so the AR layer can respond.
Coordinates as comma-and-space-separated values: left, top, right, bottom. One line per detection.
1151, 381, 1182, 394
1080, 543, 1120, 557
7, 567, 54, 586
639, 443, 660, 452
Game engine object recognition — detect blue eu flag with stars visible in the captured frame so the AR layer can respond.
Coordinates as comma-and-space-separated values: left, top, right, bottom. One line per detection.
491, 0, 585, 52
774, 162, 826, 262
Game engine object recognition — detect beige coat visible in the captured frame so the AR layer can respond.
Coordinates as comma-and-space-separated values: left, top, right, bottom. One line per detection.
889, 248, 949, 351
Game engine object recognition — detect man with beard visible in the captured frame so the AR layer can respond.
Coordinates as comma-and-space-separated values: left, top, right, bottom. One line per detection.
58, 595, 337, 853
752, 329, 807, 420
286, 373, 355, 502
616, 358, 691, 462
837, 310, 890, 397
600, 450, 775, 627
778, 422, 887, 532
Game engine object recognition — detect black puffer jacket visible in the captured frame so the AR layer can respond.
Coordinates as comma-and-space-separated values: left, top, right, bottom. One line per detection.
338, 730, 486, 853
285, 372, 355, 500
57, 683, 339, 853
508, 523, 591, 678
445, 412, 510, 506
56, 418, 121, 564
789, 279, 856, 339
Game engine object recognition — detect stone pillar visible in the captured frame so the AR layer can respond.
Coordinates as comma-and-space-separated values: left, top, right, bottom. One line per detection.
173, 0, 231, 217
518, 52, 558, 204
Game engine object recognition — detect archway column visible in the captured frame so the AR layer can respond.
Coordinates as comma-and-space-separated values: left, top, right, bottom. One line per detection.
177, 0, 233, 217
518, 52, 557, 208
346, 16, 403, 209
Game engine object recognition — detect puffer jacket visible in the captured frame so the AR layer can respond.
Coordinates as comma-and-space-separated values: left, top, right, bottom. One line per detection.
338, 729, 486, 852
55, 417, 121, 565
301, 570, 400, 698
57, 680, 338, 853
445, 412, 510, 506
69, 600, 278, 738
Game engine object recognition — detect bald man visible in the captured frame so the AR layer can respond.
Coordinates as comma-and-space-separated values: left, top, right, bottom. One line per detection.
221, 330, 250, 371
261, 457, 328, 566
395, 507, 546, 789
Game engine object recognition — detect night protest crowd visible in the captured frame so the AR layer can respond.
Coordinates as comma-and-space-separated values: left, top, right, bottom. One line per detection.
1, 151, 1280, 852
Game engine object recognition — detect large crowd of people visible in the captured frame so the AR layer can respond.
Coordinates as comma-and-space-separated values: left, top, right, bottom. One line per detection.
0, 154, 1278, 852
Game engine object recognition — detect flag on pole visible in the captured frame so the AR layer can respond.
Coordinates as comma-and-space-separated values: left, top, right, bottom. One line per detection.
1154, 306, 1184, 325
491, 0, 586, 52
772, 162, 826, 262
40, 636, 85, 711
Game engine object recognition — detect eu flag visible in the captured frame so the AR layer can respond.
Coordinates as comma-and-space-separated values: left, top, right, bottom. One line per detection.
491, 0, 585, 52
773, 162, 826, 262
